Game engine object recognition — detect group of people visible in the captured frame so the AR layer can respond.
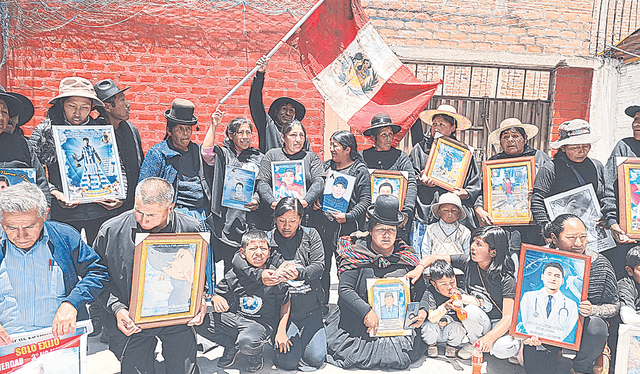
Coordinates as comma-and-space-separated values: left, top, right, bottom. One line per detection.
0, 54, 638, 374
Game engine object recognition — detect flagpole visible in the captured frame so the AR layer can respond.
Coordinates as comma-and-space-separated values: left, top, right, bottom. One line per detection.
218, 0, 326, 105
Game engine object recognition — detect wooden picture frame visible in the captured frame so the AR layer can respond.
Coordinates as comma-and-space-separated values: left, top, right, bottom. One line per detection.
614, 324, 640, 373
423, 136, 472, 191
129, 232, 209, 329
618, 157, 640, 238
510, 244, 591, 350
272, 160, 306, 201
482, 156, 535, 225
370, 170, 408, 210
367, 277, 411, 337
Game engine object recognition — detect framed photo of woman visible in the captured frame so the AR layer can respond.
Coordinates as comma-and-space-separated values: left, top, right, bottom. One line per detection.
617, 157, 640, 238
510, 244, 591, 350
367, 277, 411, 337
482, 156, 535, 225
271, 160, 306, 201
423, 136, 473, 191
370, 170, 407, 210
129, 233, 209, 329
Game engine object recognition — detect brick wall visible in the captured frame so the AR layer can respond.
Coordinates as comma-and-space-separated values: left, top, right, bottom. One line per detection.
5, 6, 326, 155
550, 67, 593, 145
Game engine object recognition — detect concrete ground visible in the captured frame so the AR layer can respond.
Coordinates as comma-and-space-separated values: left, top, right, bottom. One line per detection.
86, 262, 574, 374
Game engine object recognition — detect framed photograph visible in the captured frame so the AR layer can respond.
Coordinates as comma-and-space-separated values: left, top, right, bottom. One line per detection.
510, 244, 591, 350
423, 136, 472, 191
367, 277, 411, 337
544, 184, 616, 252
272, 160, 306, 200
370, 170, 408, 210
321, 170, 356, 214
1, 320, 92, 374
51, 125, 125, 203
0, 168, 35, 189
615, 324, 640, 374
129, 233, 209, 329
618, 157, 640, 238
221, 165, 256, 212
482, 156, 535, 225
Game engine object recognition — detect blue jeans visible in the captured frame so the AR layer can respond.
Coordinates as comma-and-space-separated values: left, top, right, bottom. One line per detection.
275, 309, 326, 370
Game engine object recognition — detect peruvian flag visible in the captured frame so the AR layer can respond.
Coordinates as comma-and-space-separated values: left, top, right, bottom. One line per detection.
292, 0, 441, 140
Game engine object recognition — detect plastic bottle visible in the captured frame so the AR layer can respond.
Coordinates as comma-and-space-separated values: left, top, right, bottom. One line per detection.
450, 289, 468, 321
472, 343, 483, 374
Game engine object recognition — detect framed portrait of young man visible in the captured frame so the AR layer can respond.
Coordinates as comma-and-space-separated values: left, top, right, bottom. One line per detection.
482, 156, 535, 225
367, 277, 411, 337
221, 165, 256, 212
321, 170, 356, 214
129, 233, 209, 329
618, 157, 640, 238
510, 244, 591, 350
271, 160, 306, 201
423, 135, 472, 191
370, 170, 408, 210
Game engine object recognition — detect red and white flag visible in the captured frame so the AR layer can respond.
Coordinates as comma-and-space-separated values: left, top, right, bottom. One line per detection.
292, 0, 441, 139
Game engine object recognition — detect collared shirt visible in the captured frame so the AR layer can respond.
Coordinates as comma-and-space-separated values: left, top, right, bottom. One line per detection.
518, 287, 579, 343
0, 225, 65, 334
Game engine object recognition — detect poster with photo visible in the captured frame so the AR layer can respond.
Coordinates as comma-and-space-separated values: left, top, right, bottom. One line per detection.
370, 170, 407, 210
51, 125, 125, 203
221, 165, 256, 212
0, 168, 35, 189
366, 277, 411, 337
321, 170, 356, 214
271, 160, 306, 201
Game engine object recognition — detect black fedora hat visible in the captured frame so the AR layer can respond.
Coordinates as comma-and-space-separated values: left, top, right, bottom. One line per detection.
367, 194, 404, 226
268, 97, 306, 122
363, 113, 401, 136
94, 79, 131, 103
0, 86, 23, 119
164, 99, 198, 126
6, 91, 34, 126
625, 105, 640, 118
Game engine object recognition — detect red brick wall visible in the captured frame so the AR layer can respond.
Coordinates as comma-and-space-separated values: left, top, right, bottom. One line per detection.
549, 67, 593, 152
4, 6, 325, 155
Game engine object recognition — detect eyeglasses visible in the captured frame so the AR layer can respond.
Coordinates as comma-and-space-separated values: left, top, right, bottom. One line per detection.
234, 130, 252, 136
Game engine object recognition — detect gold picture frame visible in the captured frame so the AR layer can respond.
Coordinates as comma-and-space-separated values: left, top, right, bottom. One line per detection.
370, 170, 408, 210
366, 277, 411, 337
482, 156, 535, 225
423, 136, 472, 191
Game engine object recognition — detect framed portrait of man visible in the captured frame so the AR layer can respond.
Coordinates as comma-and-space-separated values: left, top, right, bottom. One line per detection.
221, 165, 256, 212
370, 170, 408, 210
367, 277, 411, 337
0, 168, 35, 189
321, 170, 356, 214
271, 160, 306, 201
544, 184, 616, 252
482, 156, 535, 225
615, 324, 640, 374
618, 157, 640, 238
129, 233, 209, 329
51, 125, 125, 203
423, 135, 472, 191
510, 244, 591, 350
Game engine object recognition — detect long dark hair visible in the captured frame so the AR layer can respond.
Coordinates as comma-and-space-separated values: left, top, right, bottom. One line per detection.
330, 130, 362, 162
471, 226, 514, 277
274, 196, 304, 219
282, 119, 306, 137
543, 213, 585, 248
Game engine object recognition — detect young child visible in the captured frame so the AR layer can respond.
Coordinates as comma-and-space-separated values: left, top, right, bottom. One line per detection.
422, 259, 480, 358
420, 192, 471, 258
619, 246, 640, 325
211, 229, 291, 373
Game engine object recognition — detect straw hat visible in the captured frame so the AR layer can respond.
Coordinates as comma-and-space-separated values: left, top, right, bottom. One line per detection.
550, 119, 601, 149
419, 104, 472, 130
487, 118, 539, 146
430, 193, 467, 220
48, 77, 103, 106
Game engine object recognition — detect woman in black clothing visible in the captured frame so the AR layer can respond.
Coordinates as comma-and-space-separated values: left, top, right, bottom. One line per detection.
325, 194, 428, 370
313, 130, 371, 309
256, 120, 324, 227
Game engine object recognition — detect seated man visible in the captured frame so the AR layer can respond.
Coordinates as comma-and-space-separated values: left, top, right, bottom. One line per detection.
211, 229, 291, 373
93, 177, 206, 374
619, 246, 640, 326
0, 182, 108, 343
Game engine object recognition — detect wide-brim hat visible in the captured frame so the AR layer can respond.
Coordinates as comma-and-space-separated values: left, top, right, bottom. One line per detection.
6, 91, 34, 126
487, 118, 539, 146
48, 77, 104, 107
367, 194, 404, 226
94, 78, 131, 103
363, 113, 401, 136
625, 105, 640, 118
419, 104, 472, 130
431, 192, 467, 220
268, 97, 306, 122
0, 86, 24, 119
550, 119, 601, 149
165, 98, 198, 126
